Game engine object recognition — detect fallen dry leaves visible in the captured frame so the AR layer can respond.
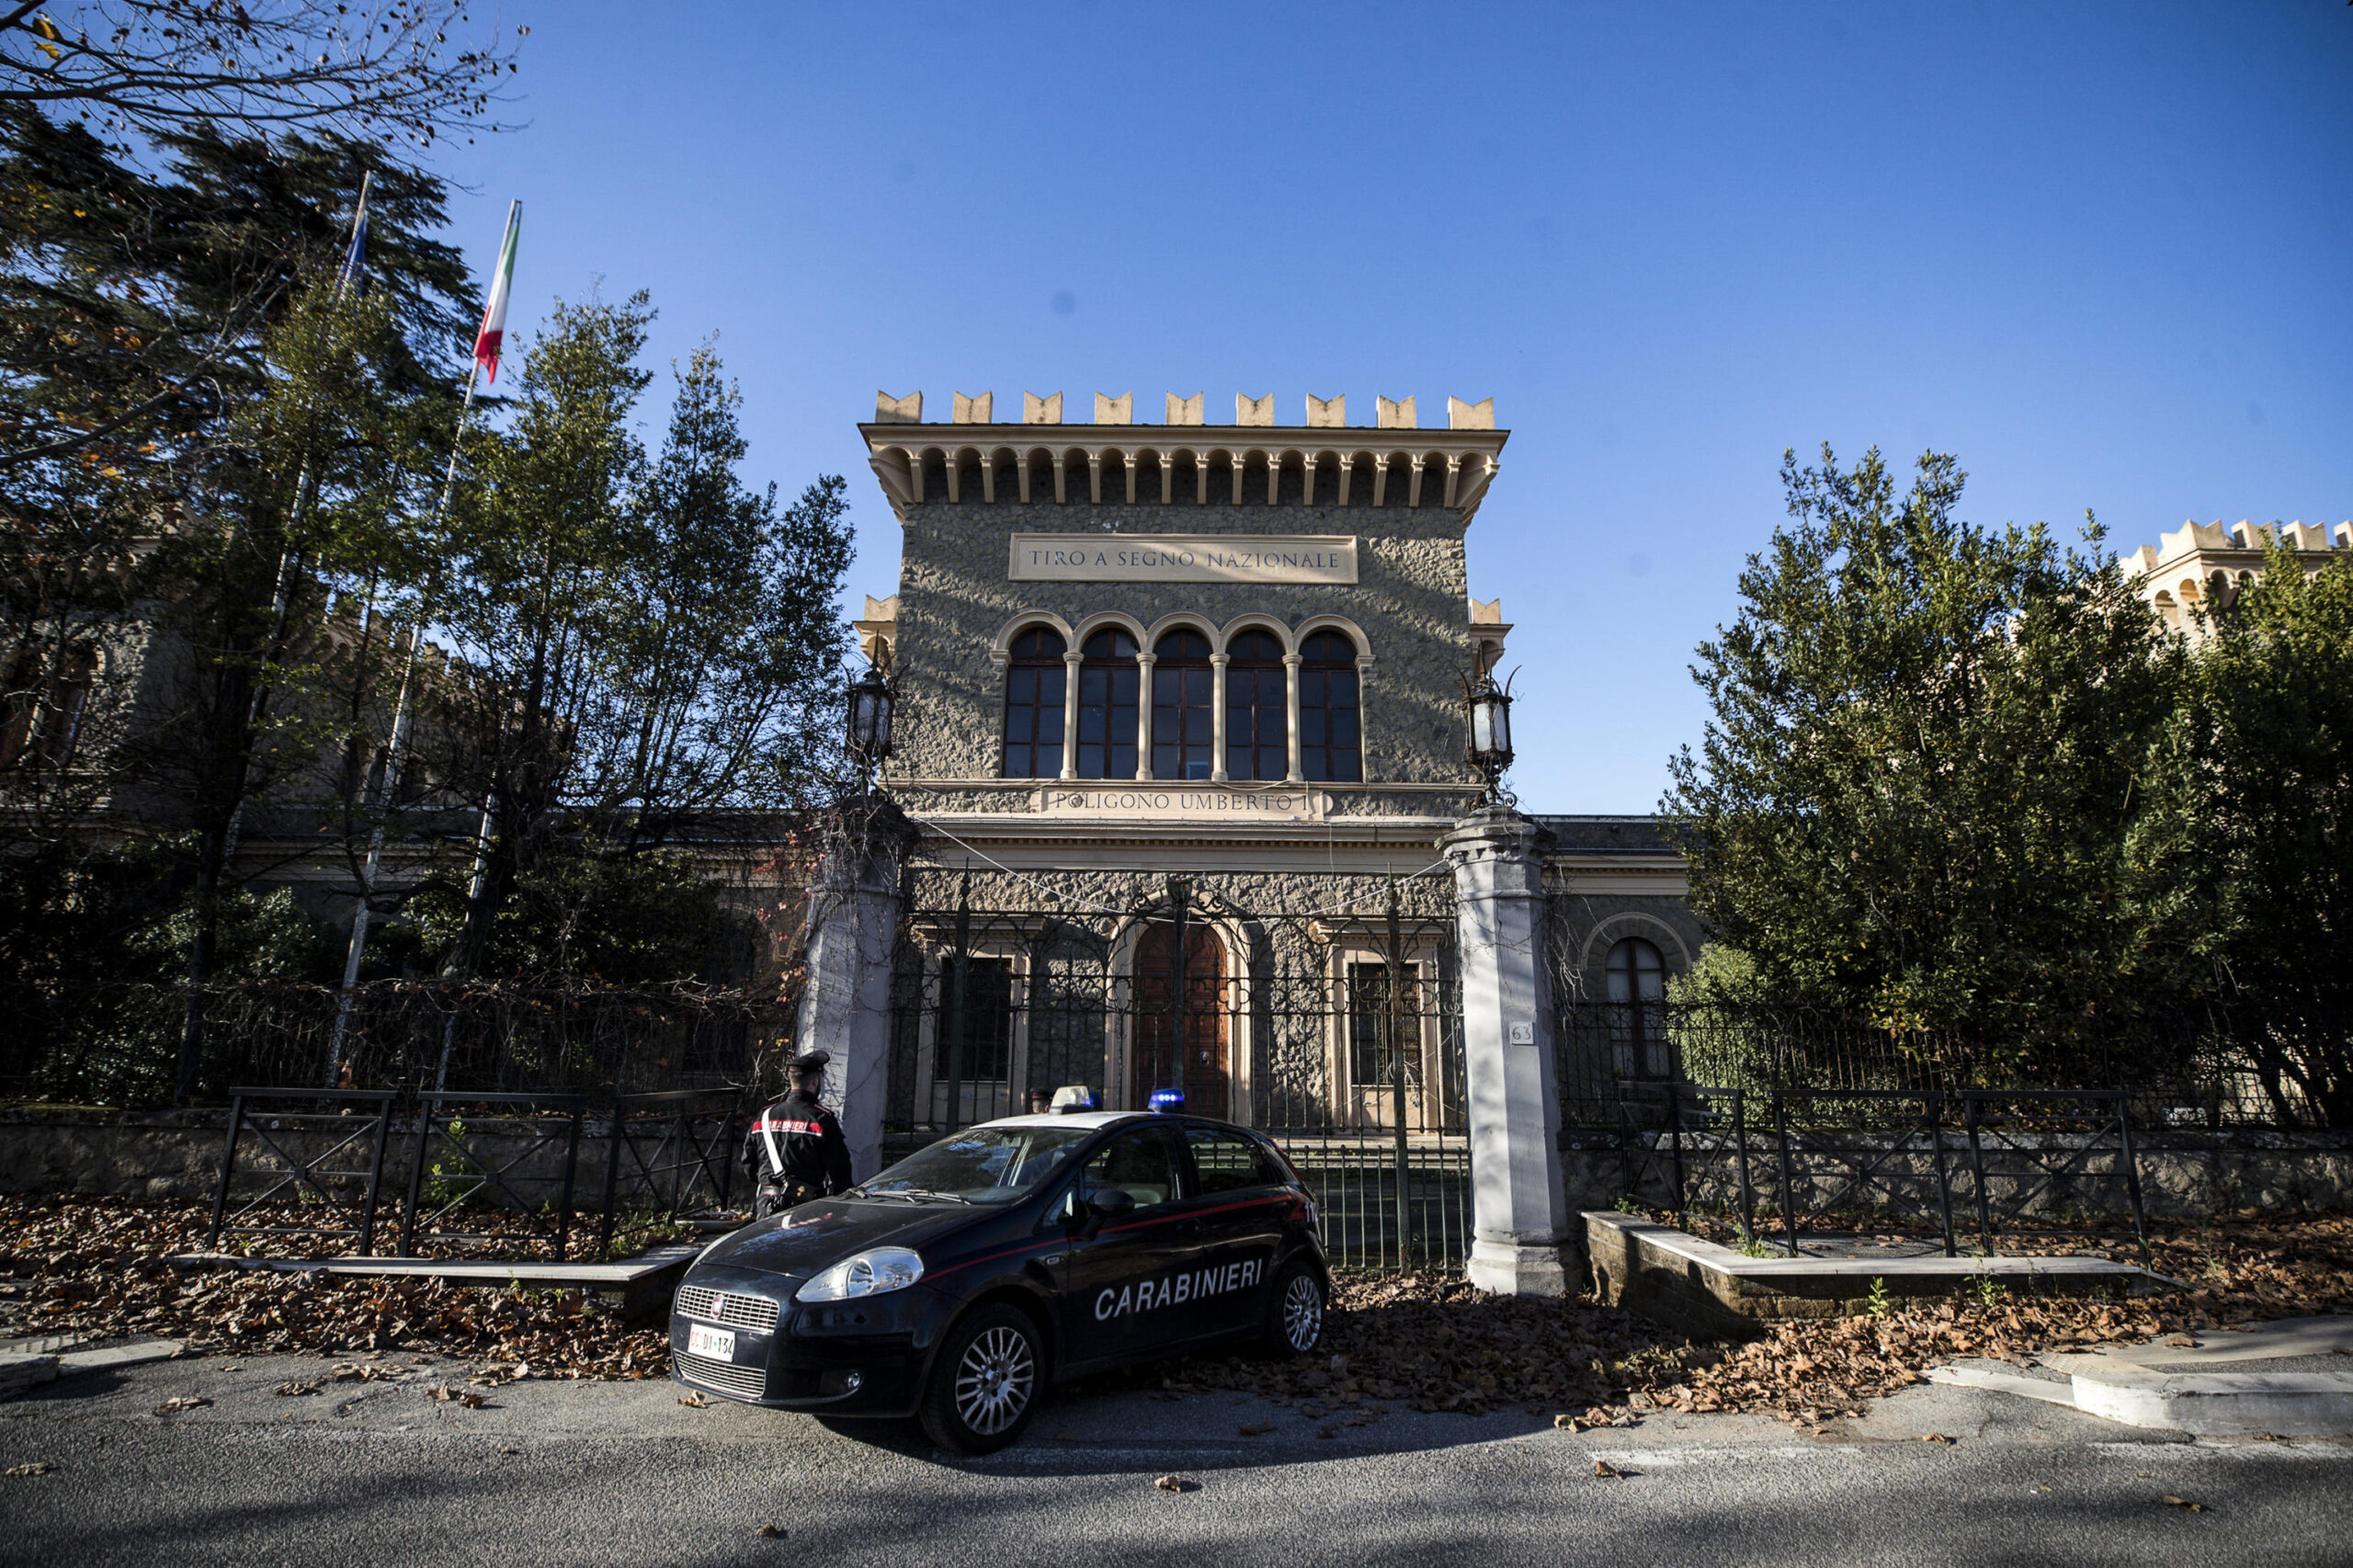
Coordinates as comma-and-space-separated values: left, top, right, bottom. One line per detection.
1, 1196, 670, 1381
11, 1194, 2351, 1425
1650, 1210, 2353, 1426
6, 1461, 53, 1476
1093, 1214, 2353, 1427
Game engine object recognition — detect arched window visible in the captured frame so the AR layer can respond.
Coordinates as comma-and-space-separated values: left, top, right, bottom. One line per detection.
1075, 628, 1140, 779
1151, 629, 1214, 781
1223, 629, 1288, 782
1297, 630, 1361, 783
1000, 627, 1067, 778
0, 644, 96, 771
1606, 937, 1671, 1080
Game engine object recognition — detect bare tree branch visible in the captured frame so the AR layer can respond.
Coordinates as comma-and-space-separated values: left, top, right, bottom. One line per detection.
0, 2, 523, 146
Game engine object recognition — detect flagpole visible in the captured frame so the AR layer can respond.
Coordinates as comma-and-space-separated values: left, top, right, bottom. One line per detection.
328, 198, 518, 1080
256, 169, 373, 710
325, 362, 481, 1080
222, 168, 374, 873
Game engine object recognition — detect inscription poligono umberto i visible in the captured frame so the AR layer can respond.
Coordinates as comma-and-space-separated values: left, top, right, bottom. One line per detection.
1007, 533, 1358, 585
1033, 786, 1331, 823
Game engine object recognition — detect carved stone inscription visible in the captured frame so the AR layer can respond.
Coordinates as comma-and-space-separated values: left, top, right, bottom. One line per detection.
1008, 534, 1358, 585
1034, 786, 1329, 823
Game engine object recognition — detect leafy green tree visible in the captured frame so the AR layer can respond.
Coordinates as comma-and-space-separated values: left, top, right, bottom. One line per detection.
423, 292, 654, 983
1664, 446, 2197, 1080
0, 835, 337, 1104
2181, 545, 2353, 1124
576, 342, 856, 842
417, 304, 853, 985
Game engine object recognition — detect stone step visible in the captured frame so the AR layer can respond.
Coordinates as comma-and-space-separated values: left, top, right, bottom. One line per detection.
1585, 1211, 2177, 1335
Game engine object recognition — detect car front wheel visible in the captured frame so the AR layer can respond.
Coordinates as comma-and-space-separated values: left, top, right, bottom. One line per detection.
1263, 1260, 1325, 1358
918, 1303, 1043, 1455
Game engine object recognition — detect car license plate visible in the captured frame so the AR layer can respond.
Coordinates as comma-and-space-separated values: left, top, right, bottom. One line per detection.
688, 1323, 735, 1360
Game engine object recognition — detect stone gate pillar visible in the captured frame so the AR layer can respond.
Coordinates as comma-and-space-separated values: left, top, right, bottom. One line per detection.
794, 806, 909, 1182
1442, 804, 1573, 1295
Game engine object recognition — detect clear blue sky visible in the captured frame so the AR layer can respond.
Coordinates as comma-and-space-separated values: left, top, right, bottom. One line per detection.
427, 2, 2353, 813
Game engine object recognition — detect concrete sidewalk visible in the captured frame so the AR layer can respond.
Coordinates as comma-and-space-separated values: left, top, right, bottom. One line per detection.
1929, 1315, 2353, 1436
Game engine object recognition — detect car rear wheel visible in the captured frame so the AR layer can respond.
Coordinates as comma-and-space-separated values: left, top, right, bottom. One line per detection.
1263, 1260, 1325, 1358
918, 1303, 1043, 1455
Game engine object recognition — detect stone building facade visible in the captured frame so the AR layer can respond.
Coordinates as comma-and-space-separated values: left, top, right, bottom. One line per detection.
848, 390, 1695, 1133
2127, 517, 2351, 638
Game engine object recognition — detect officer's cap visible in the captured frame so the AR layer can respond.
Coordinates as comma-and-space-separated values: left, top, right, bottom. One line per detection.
790, 1050, 831, 1074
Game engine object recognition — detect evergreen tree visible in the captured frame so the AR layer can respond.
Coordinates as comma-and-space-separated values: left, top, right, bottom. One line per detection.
417, 306, 853, 986
1664, 445, 2198, 1079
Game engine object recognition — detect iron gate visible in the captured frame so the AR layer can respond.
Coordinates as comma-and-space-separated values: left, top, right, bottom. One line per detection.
885, 869, 1471, 1269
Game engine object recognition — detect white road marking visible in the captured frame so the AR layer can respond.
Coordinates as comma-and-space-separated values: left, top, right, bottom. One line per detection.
1583, 1448, 1863, 1466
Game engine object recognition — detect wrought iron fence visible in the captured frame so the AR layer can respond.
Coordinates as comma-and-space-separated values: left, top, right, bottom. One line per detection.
0, 978, 792, 1106
1553, 995, 2347, 1133
885, 868, 1471, 1269
597, 1088, 743, 1256
1767, 1089, 1960, 1256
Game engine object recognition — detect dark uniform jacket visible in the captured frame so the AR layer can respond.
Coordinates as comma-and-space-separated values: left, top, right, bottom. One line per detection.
741, 1089, 853, 1211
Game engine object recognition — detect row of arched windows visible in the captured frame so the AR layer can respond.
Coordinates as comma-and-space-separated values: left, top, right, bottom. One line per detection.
1004, 626, 1363, 783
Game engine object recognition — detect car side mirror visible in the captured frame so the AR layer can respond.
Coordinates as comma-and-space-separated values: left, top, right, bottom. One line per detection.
1079, 1187, 1134, 1238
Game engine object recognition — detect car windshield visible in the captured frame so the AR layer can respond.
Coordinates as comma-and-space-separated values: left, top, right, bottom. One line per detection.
858, 1125, 1097, 1203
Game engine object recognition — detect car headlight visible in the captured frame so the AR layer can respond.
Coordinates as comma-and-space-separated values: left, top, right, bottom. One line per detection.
796, 1246, 925, 1302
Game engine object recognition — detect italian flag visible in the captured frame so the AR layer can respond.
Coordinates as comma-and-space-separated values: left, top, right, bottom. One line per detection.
472, 201, 522, 383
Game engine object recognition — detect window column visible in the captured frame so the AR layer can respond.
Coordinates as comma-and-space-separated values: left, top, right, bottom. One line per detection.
1059, 650, 1082, 780
1283, 653, 1303, 782
1210, 653, 1230, 782
1133, 651, 1156, 779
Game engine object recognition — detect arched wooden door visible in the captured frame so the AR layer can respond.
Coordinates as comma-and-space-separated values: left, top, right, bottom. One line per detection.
1133, 923, 1229, 1119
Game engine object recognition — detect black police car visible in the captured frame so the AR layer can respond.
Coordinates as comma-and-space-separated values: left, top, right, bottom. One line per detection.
669, 1109, 1327, 1453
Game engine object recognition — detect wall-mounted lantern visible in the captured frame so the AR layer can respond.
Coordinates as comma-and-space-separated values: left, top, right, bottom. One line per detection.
846, 665, 894, 772
1463, 666, 1517, 804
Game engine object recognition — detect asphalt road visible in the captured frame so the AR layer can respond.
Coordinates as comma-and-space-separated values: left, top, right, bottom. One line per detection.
5, 1346, 2350, 1567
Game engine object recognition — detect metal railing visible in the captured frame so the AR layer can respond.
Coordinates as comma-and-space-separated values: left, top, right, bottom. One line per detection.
205, 1087, 396, 1254
207, 1084, 745, 1260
